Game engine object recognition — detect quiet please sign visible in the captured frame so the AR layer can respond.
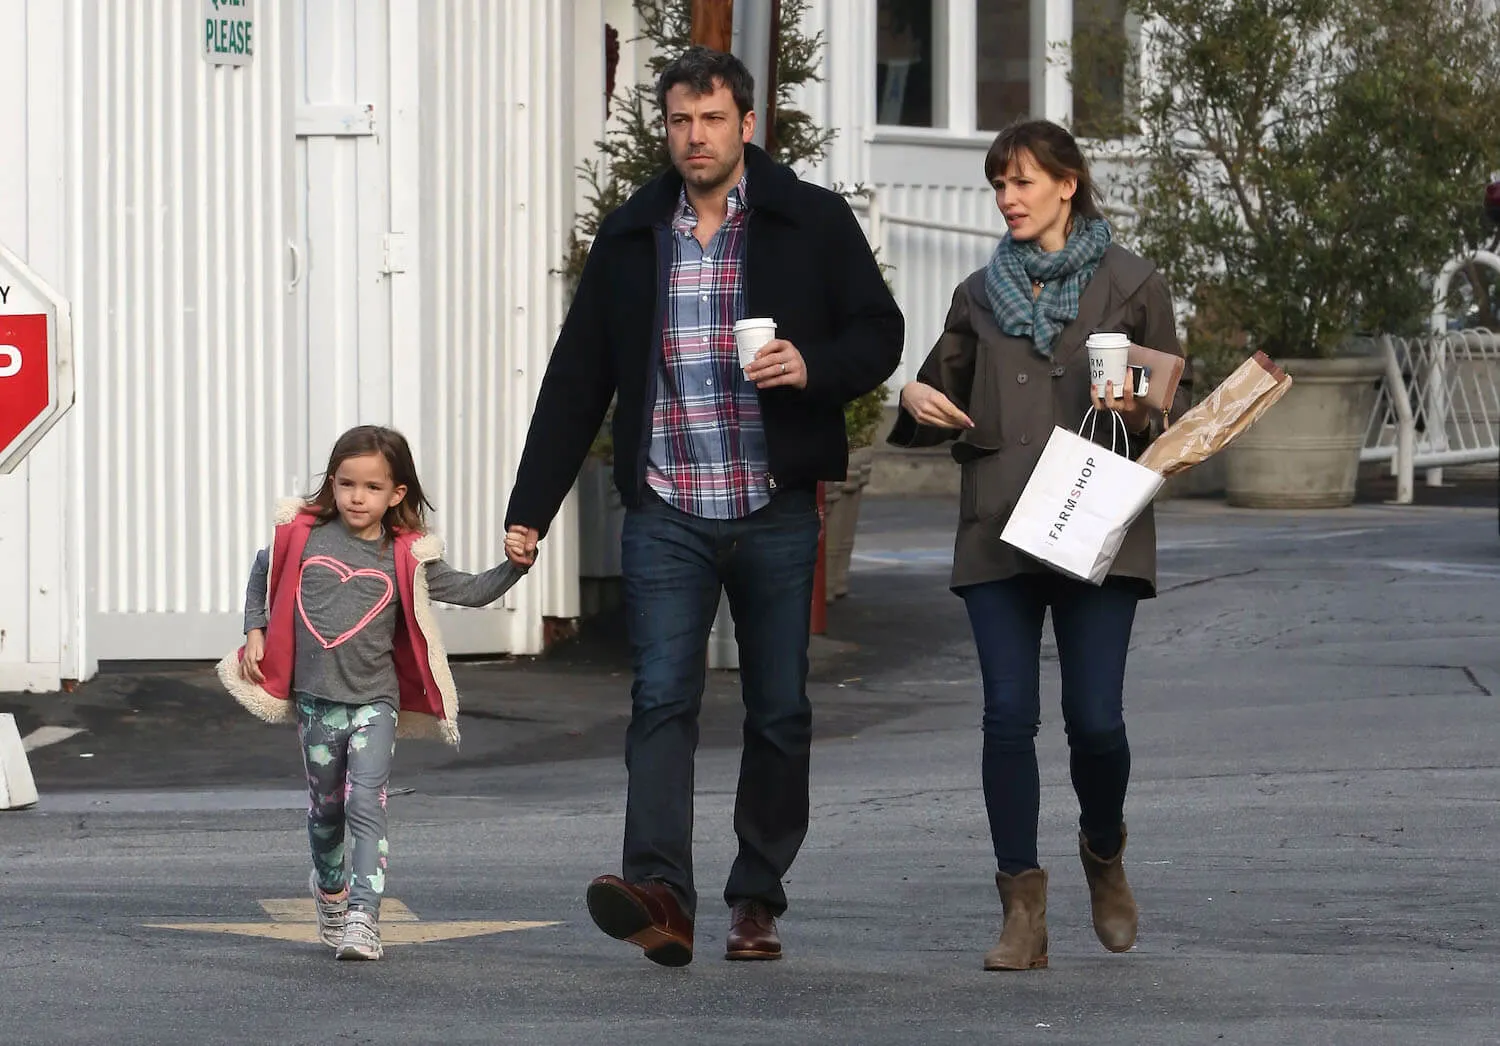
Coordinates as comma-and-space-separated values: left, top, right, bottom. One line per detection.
203, 0, 254, 66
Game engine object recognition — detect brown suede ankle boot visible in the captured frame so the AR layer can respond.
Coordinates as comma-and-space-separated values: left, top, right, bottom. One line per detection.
1079, 825, 1137, 953
983, 868, 1049, 971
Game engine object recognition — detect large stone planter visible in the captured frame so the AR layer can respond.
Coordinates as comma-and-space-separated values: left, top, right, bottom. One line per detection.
1225, 355, 1385, 508
1159, 452, 1226, 501
824, 446, 874, 602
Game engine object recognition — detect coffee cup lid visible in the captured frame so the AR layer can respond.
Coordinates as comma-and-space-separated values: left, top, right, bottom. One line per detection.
734, 317, 776, 330
1086, 331, 1129, 349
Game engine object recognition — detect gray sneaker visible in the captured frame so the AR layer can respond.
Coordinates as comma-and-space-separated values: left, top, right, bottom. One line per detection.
309, 869, 347, 948
336, 910, 384, 961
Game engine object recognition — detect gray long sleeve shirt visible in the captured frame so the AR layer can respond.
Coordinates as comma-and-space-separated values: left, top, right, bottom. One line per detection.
242, 521, 525, 707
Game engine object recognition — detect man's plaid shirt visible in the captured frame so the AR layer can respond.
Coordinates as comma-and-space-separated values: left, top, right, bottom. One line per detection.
645, 175, 772, 520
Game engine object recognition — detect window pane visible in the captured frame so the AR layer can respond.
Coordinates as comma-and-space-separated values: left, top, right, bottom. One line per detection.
876, 0, 935, 127
976, 0, 1033, 131
1074, 0, 1135, 138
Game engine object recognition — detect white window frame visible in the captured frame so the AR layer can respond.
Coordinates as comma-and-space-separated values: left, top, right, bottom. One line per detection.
873, 0, 1142, 147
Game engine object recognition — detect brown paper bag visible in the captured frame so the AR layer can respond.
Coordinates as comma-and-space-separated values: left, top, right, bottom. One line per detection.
1136, 352, 1293, 477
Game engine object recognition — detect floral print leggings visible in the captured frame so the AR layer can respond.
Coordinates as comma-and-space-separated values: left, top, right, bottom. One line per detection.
296, 695, 397, 915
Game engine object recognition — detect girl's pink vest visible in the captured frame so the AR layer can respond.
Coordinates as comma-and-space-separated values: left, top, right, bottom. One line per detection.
218, 507, 460, 745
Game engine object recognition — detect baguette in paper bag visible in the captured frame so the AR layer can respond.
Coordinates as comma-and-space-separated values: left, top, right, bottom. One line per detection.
1136, 352, 1293, 477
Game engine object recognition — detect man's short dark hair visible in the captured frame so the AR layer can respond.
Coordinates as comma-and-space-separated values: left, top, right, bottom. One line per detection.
656, 46, 756, 120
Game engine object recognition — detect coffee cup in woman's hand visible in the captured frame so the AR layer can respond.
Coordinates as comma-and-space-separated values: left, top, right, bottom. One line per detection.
901, 381, 975, 430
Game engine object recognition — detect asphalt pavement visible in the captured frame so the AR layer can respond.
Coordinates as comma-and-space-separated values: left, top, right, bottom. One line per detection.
3, 489, 1499, 1045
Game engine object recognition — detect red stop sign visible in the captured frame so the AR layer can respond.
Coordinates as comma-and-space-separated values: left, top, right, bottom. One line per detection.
0, 242, 74, 474
0, 313, 52, 456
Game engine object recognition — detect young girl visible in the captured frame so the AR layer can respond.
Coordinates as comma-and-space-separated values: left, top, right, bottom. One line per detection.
217, 425, 534, 961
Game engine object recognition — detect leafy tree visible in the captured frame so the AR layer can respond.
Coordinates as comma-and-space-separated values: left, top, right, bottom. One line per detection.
1129, 0, 1500, 382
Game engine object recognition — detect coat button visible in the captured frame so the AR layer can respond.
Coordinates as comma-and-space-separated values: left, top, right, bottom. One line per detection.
1052, 366, 1066, 378
1016, 372, 1029, 384
1020, 433, 1031, 446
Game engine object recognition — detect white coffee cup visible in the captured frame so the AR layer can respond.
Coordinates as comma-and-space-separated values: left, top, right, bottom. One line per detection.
733, 318, 777, 372
1086, 331, 1130, 397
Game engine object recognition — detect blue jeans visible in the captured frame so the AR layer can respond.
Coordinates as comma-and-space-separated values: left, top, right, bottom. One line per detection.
960, 574, 1137, 874
619, 487, 821, 918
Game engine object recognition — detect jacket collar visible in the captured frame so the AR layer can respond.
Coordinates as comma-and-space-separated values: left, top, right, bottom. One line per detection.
610, 144, 801, 233
1051, 245, 1156, 365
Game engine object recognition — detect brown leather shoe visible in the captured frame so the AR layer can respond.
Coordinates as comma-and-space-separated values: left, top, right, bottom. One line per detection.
585, 874, 694, 967
725, 899, 782, 960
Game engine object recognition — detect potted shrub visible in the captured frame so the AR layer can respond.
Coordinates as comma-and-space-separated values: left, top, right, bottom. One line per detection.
1131, 0, 1500, 507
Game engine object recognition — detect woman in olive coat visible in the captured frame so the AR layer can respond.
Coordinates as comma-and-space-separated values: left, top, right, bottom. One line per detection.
890, 120, 1185, 971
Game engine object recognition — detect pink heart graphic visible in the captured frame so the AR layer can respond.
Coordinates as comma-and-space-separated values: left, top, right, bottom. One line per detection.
296, 555, 395, 650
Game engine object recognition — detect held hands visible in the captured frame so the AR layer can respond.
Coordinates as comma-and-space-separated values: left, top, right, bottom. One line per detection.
1092, 379, 1152, 435
239, 628, 266, 684
505, 525, 539, 569
900, 381, 974, 430
743, 339, 808, 390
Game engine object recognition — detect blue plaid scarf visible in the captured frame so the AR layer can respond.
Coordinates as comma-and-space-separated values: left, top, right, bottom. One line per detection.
984, 217, 1113, 358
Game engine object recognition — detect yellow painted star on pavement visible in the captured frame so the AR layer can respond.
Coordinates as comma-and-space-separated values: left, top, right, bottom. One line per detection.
146, 897, 558, 946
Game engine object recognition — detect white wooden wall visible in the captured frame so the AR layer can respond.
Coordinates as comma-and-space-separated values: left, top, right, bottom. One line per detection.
292, 0, 583, 656
408, 0, 582, 651
0, 0, 299, 685
0, 0, 81, 689
0, 0, 590, 688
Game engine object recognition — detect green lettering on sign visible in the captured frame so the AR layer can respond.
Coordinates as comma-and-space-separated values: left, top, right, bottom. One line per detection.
201, 0, 254, 67
206, 19, 253, 56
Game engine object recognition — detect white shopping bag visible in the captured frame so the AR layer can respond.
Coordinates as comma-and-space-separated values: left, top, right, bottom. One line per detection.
1000, 409, 1164, 584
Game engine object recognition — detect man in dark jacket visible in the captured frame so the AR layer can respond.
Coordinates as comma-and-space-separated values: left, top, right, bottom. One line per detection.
504, 47, 903, 967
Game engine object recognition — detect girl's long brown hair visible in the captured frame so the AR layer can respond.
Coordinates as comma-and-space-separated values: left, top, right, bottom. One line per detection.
306, 425, 434, 536
983, 119, 1104, 223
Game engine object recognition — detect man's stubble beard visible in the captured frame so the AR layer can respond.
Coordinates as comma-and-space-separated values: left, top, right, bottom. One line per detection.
676, 146, 744, 195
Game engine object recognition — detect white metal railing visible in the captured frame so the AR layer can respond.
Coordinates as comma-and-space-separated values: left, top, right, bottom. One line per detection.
1364, 328, 1500, 503
848, 187, 1132, 253
1361, 249, 1500, 503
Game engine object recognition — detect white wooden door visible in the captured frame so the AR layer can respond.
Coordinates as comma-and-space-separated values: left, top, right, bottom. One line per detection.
293, 0, 393, 490
293, 0, 520, 654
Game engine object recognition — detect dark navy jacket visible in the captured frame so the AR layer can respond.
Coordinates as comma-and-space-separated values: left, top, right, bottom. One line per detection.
505, 144, 905, 536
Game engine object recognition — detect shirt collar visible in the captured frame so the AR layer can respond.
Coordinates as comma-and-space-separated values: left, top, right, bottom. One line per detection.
672, 172, 750, 232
